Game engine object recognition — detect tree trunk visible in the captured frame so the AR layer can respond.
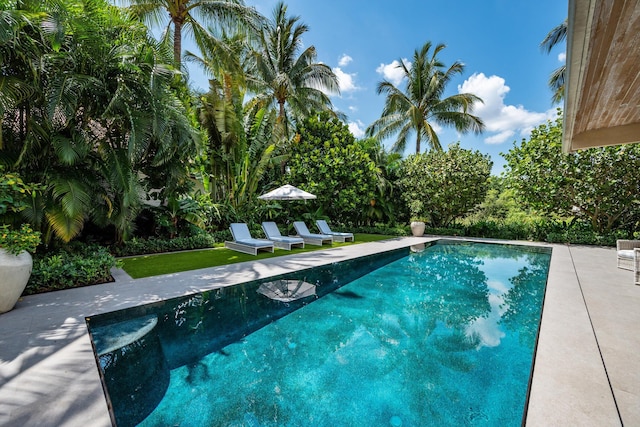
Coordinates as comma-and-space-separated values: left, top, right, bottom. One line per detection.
173, 19, 183, 66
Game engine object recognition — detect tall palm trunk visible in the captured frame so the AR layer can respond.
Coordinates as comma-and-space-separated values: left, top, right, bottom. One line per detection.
173, 11, 185, 65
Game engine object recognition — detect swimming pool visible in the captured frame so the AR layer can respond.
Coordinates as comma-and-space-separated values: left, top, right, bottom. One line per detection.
87, 240, 551, 426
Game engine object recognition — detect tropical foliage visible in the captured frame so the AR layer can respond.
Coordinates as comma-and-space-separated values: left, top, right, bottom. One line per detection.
502, 111, 640, 233
540, 19, 567, 103
398, 143, 492, 227
0, 223, 40, 255
360, 138, 404, 225
287, 112, 378, 225
0, 167, 42, 254
2, 0, 636, 299
0, 167, 40, 218
197, 78, 280, 214
246, 1, 340, 136
1, 0, 199, 244
366, 41, 484, 153
123, 0, 263, 66
27, 244, 118, 293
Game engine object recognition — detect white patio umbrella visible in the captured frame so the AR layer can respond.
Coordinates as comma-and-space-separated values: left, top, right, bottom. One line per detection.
258, 184, 316, 201
257, 279, 316, 302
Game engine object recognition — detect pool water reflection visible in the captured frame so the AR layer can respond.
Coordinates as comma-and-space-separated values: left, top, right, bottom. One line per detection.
87, 240, 551, 426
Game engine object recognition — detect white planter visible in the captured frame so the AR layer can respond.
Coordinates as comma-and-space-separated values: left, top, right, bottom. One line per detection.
410, 221, 426, 237
0, 249, 33, 314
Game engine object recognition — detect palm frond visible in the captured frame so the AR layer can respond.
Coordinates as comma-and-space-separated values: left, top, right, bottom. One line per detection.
549, 65, 566, 103
0, 77, 34, 116
51, 134, 81, 165
49, 176, 92, 218
540, 19, 568, 53
370, 41, 483, 152
45, 206, 84, 243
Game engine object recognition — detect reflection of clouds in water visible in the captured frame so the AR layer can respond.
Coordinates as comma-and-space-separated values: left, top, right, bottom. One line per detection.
487, 279, 510, 294
465, 256, 527, 348
466, 289, 508, 348
479, 257, 526, 291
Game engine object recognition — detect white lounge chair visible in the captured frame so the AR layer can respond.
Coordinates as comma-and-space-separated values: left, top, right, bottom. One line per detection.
224, 223, 274, 255
315, 219, 354, 242
293, 221, 333, 246
261, 222, 305, 250
616, 239, 640, 270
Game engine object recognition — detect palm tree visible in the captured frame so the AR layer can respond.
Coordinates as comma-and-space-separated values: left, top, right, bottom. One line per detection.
122, 0, 263, 66
366, 41, 484, 154
0, 3, 45, 150
2, 0, 199, 243
540, 19, 567, 103
197, 74, 282, 212
246, 1, 340, 134
361, 137, 403, 225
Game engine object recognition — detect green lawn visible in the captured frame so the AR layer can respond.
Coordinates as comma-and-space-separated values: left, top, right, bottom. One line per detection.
121, 233, 396, 279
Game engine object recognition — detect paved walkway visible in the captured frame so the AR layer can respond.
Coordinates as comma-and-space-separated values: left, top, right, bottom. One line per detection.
0, 237, 638, 426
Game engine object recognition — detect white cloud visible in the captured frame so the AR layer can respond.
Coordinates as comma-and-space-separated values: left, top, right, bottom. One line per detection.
485, 130, 515, 144
558, 52, 566, 62
458, 72, 555, 145
465, 293, 507, 349
332, 67, 360, 93
348, 105, 358, 113
338, 54, 353, 67
349, 120, 366, 138
376, 59, 409, 86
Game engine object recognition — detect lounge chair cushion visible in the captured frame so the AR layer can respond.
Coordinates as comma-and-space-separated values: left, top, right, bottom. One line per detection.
261, 222, 301, 242
316, 220, 351, 235
235, 238, 273, 248
229, 223, 273, 248
617, 249, 634, 260
316, 220, 354, 242
226, 223, 275, 255
293, 221, 332, 239
262, 221, 282, 238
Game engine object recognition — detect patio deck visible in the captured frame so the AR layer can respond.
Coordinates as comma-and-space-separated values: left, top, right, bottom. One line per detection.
0, 237, 638, 426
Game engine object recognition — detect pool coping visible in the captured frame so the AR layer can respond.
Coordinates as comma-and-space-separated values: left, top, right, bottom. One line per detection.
0, 236, 638, 426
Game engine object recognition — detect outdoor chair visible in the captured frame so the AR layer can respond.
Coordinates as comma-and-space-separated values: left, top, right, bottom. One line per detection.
261, 222, 305, 250
315, 219, 354, 243
292, 221, 333, 246
634, 248, 640, 286
224, 223, 274, 256
616, 239, 640, 270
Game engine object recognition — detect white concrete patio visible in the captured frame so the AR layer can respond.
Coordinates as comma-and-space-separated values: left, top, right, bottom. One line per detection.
0, 237, 638, 426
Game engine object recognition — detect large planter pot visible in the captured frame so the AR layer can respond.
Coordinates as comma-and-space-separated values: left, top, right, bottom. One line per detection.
410, 221, 426, 237
0, 249, 33, 314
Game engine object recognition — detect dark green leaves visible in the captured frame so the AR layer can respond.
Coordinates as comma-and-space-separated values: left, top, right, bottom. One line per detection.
398, 143, 492, 227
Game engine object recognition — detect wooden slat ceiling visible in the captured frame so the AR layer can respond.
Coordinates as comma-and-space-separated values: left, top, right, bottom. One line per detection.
563, 0, 640, 152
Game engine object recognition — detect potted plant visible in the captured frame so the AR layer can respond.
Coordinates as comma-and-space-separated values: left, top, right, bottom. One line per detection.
0, 168, 42, 313
408, 200, 426, 237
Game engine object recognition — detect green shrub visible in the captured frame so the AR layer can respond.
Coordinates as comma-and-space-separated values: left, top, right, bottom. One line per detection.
463, 220, 537, 241
418, 217, 628, 246
112, 233, 217, 257
26, 245, 118, 294
351, 225, 408, 236
211, 229, 232, 243
0, 223, 41, 255
546, 228, 629, 246
399, 144, 492, 227
424, 226, 466, 237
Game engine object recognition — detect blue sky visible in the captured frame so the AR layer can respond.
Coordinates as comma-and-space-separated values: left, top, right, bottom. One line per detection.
186, 1, 568, 175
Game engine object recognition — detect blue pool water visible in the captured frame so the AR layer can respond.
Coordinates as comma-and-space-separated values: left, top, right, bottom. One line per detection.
87, 241, 551, 426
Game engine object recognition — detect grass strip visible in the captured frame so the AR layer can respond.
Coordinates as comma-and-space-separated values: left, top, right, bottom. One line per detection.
120, 233, 395, 279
